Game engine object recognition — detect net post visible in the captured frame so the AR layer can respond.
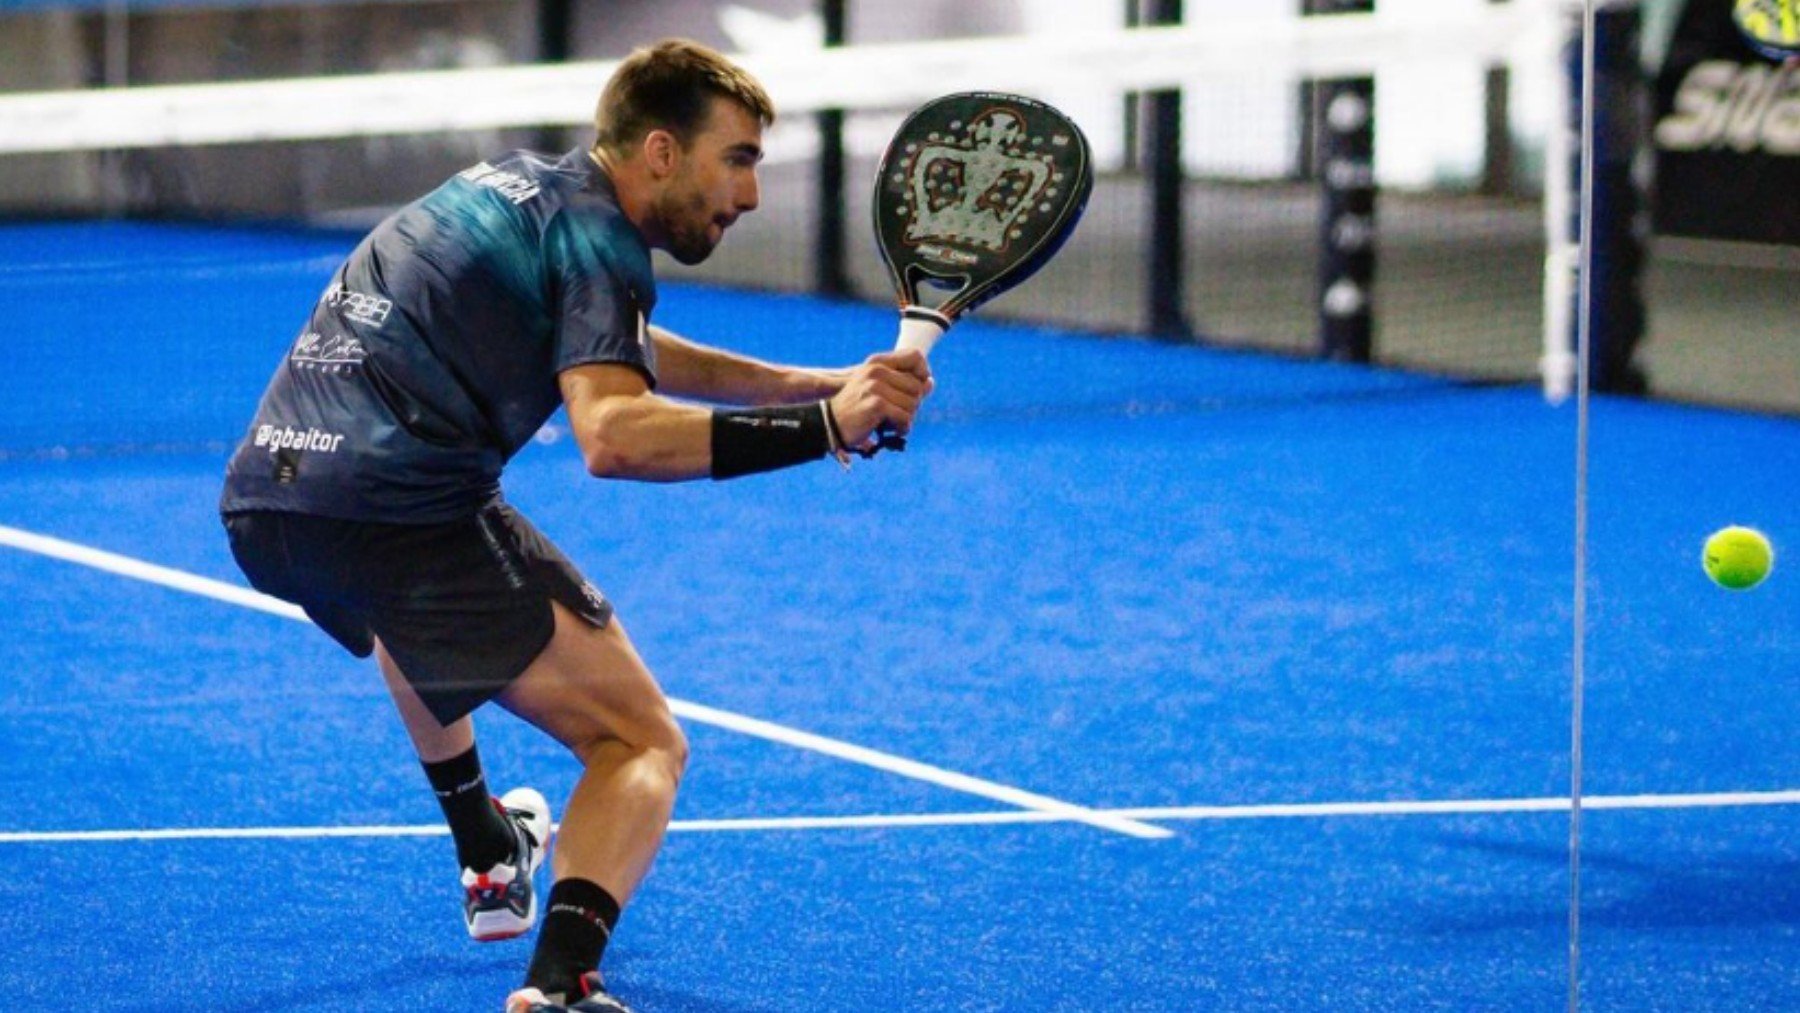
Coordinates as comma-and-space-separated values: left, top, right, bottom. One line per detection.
1308, 0, 1376, 364
1140, 0, 1191, 339
1551, 0, 1649, 398
813, 0, 852, 299
1585, 0, 1649, 395
1483, 0, 1516, 197
532, 0, 574, 155
99, 0, 131, 218
1122, 0, 1141, 174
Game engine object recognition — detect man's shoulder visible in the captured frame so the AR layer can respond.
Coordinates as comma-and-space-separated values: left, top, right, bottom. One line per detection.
536, 163, 652, 282
451, 148, 584, 208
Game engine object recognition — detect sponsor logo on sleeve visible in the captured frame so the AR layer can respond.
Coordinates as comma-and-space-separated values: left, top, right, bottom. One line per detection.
290, 331, 367, 373
458, 161, 542, 205
322, 284, 393, 327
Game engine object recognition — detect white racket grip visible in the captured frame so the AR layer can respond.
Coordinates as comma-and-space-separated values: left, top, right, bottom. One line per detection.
895, 313, 948, 355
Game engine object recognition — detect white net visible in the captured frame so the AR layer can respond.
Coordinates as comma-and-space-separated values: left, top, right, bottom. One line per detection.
0, 0, 1568, 382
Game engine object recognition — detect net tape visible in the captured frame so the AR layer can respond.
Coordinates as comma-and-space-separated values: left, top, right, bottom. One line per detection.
0, 3, 1558, 154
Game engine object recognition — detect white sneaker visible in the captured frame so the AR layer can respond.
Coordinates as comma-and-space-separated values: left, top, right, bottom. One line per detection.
462, 787, 552, 942
504, 972, 635, 1012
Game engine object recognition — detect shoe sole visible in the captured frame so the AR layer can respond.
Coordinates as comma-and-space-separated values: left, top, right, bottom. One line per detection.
469, 892, 537, 942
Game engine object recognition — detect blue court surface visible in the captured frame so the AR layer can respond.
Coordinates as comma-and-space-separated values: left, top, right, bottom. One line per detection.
1, 222, 1798, 1011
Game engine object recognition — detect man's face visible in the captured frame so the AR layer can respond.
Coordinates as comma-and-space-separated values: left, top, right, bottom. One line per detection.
657, 97, 764, 265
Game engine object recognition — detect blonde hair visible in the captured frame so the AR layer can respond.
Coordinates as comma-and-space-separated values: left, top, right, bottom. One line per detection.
593, 39, 775, 156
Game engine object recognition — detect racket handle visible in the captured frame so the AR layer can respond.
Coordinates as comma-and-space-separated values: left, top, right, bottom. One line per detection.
895, 310, 949, 355
875, 311, 947, 454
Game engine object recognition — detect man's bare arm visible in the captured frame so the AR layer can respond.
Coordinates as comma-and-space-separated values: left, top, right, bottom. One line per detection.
649, 326, 847, 406
560, 351, 932, 481
559, 363, 715, 481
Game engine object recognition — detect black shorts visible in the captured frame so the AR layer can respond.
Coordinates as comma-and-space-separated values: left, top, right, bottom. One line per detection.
223, 502, 612, 725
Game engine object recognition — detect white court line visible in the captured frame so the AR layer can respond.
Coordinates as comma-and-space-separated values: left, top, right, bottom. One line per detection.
0, 524, 305, 621
6, 789, 1800, 844
668, 699, 1170, 839
0, 523, 1169, 840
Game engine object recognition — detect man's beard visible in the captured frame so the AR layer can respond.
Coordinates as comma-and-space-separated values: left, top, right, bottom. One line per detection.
661, 188, 720, 266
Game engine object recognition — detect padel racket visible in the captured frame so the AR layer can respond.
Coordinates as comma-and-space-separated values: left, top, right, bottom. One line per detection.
1735, 0, 1800, 60
869, 92, 1092, 450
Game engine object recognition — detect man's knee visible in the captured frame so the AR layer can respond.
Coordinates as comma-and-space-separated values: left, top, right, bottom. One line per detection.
658, 722, 689, 784
632, 715, 687, 790
570, 711, 687, 788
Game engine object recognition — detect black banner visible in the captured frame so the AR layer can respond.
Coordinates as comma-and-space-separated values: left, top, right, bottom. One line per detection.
1653, 0, 1800, 245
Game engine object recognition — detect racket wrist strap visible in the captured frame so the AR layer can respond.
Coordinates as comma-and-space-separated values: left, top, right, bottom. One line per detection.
821, 398, 856, 469
710, 404, 833, 480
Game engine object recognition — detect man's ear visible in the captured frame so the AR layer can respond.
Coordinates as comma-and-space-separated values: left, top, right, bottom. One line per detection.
641, 129, 681, 178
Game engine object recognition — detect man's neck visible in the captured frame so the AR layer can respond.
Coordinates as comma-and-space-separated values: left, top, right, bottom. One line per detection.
589, 147, 662, 249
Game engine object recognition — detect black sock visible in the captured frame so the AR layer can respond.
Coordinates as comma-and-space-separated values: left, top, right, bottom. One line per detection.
421, 744, 514, 872
524, 878, 622, 1001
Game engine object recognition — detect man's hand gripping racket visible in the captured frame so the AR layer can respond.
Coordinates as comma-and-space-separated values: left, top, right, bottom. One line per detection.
863, 92, 1093, 453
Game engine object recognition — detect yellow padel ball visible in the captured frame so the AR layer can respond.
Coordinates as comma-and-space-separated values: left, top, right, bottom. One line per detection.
1703, 525, 1774, 591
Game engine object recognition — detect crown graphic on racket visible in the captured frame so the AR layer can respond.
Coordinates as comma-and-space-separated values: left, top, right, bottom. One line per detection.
903, 108, 1055, 253
874, 93, 1092, 343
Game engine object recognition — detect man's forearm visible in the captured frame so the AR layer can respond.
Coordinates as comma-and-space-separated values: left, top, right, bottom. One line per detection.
570, 392, 836, 483
650, 326, 842, 405
569, 392, 716, 481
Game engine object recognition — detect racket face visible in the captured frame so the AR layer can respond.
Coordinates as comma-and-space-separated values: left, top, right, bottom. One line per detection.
1735, 0, 1800, 60
872, 92, 1092, 321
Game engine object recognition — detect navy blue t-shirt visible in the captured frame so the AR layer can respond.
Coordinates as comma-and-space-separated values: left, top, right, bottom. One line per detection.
221, 148, 657, 523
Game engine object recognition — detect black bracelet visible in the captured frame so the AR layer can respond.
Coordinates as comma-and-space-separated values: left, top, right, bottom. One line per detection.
710, 404, 832, 479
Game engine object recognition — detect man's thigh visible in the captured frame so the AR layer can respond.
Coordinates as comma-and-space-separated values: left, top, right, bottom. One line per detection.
226, 503, 618, 727
496, 602, 684, 758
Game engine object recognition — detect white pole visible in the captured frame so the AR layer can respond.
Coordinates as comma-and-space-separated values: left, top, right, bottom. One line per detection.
1541, 0, 1579, 404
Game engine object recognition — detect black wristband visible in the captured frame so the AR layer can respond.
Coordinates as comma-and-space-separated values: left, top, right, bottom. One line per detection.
710, 403, 832, 479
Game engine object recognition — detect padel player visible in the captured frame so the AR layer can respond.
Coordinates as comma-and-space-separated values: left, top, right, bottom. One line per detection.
220, 39, 930, 1013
